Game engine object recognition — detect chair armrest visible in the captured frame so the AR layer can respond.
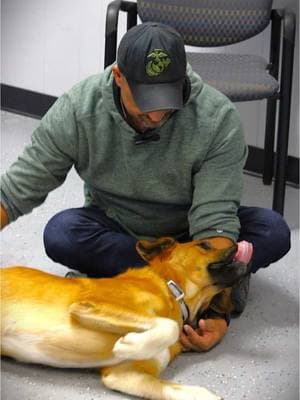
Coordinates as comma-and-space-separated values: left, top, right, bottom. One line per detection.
283, 11, 296, 44
269, 10, 282, 78
105, 0, 137, 68
279, 11, 295, 98
269, 10, 295, 79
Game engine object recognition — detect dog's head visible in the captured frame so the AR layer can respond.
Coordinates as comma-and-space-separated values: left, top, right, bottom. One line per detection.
137, 237, 249, 321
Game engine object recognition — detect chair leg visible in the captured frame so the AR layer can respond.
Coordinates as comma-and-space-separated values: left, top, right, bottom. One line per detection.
263, 98, 277, 185
272, 99, 289, 215
272, 17, 295, 216
273, 13, 295, 215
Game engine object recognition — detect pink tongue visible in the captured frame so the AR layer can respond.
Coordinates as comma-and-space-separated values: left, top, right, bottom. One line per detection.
234, 241, 253, 264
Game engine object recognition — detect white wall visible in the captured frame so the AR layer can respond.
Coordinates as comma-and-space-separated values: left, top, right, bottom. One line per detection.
1, 0, 299, 157
1, 0, 107, 94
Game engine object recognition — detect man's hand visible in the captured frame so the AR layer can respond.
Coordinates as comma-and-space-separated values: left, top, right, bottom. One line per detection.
179, 318, 228, 352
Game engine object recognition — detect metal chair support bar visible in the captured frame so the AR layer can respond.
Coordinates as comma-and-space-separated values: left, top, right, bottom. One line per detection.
105, 0, 137, 68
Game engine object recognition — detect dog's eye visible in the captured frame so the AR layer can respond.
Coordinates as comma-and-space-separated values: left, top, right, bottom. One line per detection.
198, 241, 212, 251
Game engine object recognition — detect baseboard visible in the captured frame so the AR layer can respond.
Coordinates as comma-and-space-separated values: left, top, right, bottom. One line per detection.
245, 146, 299, 187
1, 83, 299, 186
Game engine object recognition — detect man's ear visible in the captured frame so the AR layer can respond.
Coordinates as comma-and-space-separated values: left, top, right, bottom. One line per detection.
136, 237, 176, 262
112, 64, 122, 87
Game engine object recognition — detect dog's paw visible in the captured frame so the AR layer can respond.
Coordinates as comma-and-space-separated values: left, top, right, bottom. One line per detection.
163, 384, 223, 400
113, 332, 147, 359
113, 332, 160, 360
113, 318, 179, 360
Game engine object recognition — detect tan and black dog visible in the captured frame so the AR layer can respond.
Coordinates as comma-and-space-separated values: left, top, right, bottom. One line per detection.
1, 237, 248, 400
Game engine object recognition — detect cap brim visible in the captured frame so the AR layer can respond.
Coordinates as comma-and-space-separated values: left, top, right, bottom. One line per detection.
128, 80, 184, 113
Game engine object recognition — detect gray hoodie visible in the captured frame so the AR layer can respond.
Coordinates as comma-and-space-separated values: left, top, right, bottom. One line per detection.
1, 65, 247, 241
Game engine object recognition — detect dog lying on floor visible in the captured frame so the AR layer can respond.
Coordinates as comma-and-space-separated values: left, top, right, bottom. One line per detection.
1, 237, 249, 400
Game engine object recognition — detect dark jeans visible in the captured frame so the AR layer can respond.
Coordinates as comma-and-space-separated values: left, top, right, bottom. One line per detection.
43, 206, 291, 277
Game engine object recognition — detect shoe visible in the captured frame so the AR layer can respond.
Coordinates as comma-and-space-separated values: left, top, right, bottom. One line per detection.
65, 270, 87, 278
231, 273, 251, 315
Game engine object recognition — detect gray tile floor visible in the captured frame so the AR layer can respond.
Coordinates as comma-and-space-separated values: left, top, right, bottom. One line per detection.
1, 110, 299, 400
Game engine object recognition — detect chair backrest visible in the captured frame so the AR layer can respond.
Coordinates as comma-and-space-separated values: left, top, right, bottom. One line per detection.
137, 0, 273, 46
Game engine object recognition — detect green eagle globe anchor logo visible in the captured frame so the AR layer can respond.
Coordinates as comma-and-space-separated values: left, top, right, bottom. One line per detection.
146, 49, 171, 77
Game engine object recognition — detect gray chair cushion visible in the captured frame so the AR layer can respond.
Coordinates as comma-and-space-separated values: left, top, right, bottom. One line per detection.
187, 53, 279, 101
138, 0, 273, 46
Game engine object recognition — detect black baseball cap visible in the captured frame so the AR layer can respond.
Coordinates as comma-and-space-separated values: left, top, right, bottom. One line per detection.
117, 22, 187, 113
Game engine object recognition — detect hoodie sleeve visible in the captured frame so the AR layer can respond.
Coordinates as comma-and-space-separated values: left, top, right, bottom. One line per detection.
1, 93, 78, 223
188, 101, 248, 242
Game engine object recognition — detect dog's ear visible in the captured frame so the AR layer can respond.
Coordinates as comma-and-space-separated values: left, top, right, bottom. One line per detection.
136, 237, 176, 261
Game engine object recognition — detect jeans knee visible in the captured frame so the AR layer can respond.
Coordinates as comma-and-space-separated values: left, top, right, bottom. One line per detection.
253, 208, 291, 267
240, 207, 291, 272
43, 208, 143, 275
265, 209, 291, 256
43, 210, 76, 262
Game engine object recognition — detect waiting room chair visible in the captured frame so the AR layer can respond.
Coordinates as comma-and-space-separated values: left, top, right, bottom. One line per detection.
105, 0, 295, 215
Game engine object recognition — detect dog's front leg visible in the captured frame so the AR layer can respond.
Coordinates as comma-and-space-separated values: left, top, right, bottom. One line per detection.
113, 317, 179, 360
70, 301, 179, 360
101, 358, 223, 400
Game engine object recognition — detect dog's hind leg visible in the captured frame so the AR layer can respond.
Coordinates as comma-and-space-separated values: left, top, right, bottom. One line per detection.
101, 357, 223, 400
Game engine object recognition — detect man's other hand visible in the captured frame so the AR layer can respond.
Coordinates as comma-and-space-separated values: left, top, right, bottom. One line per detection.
179, 318, 228, 352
